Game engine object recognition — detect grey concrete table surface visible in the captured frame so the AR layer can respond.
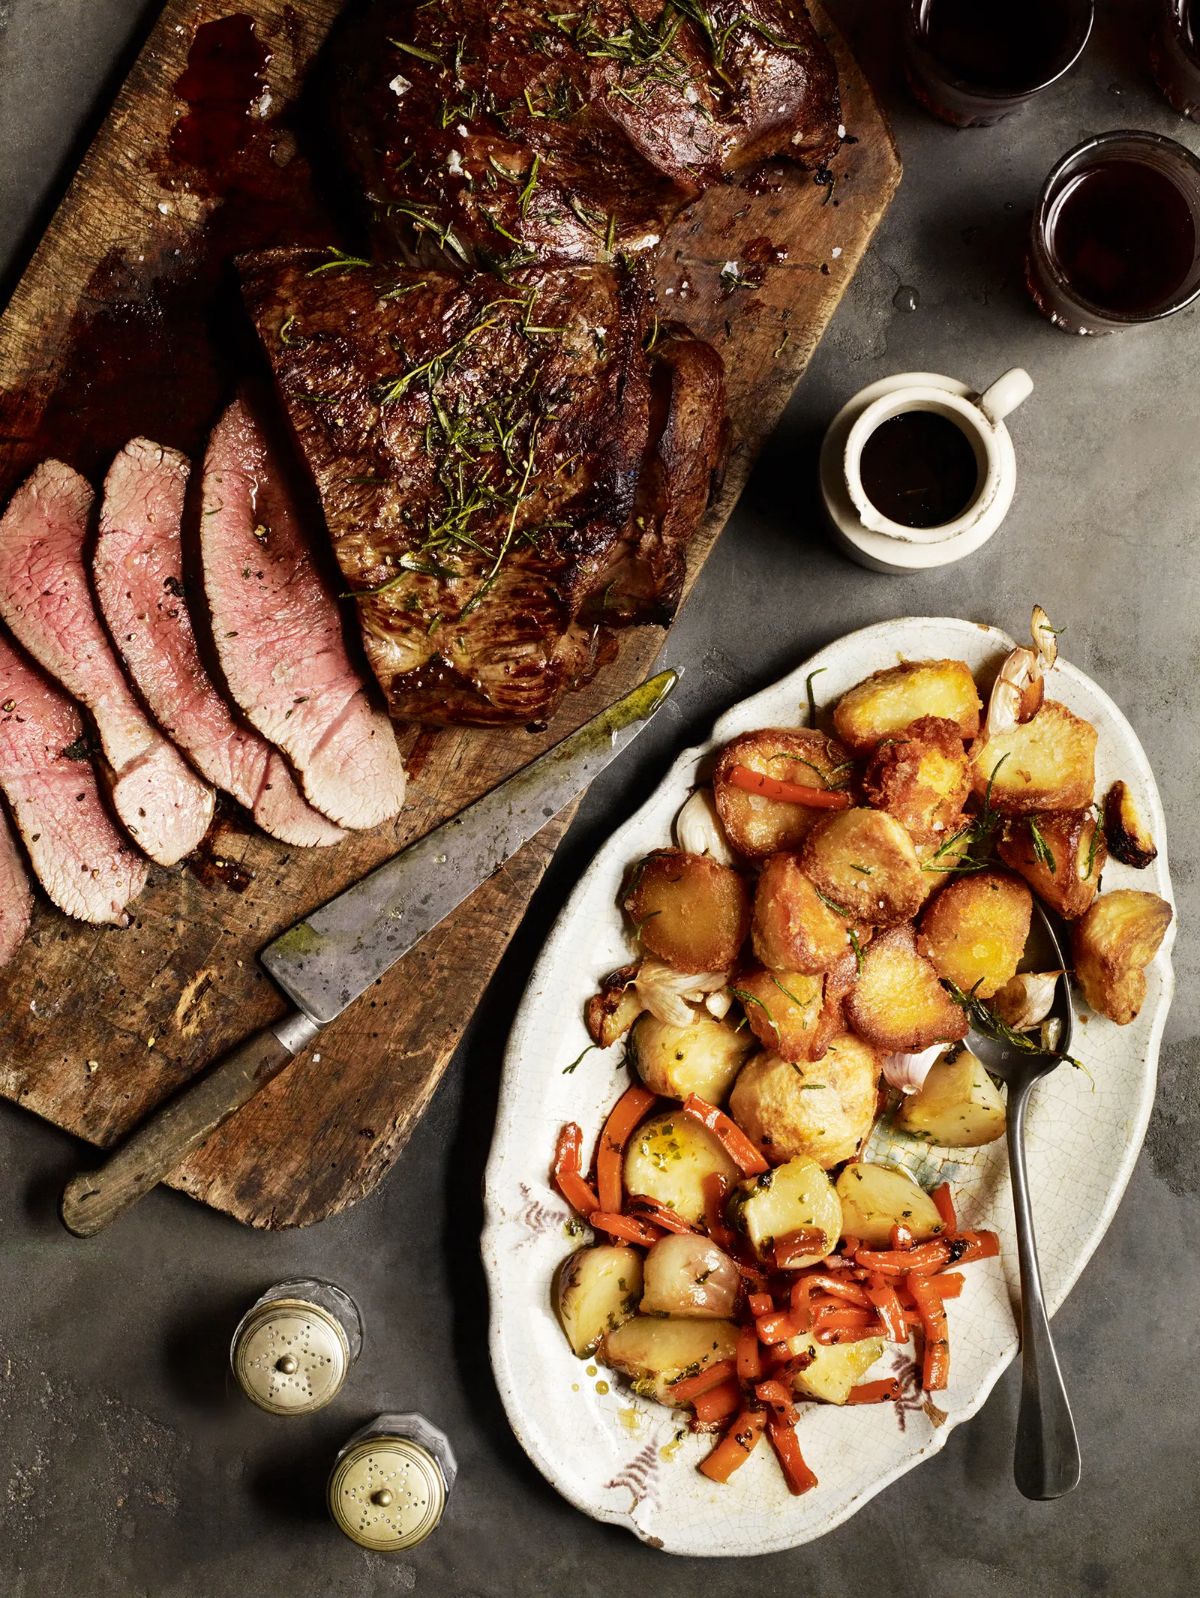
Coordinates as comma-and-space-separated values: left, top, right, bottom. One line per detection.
1, 1, 1196, 1594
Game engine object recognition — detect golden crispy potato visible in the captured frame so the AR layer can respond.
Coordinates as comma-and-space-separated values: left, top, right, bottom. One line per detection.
996, 808, 1106, 920
732, 967, 831, 1062
584, 964, 642, 1048
1072, 889, 1173, 1025
918, 869, 1032, 999
627, 1011, 753, 1104
727, 1155, 842, 1266
801, 807, 926, 927
896, 1044, 1007, 1147
969, 700, 1098, 814
1104, 780, 1158, 869
555, 1245, 643, 1357
843, 924, 969, 1052
601, 1317, 739, 1404
833, 659, 982, 754
862, 715, 971, 844
623, 849, 750, 972
623, 1111, 739, 1223
729, 1032, 880, 1168
713, 728, 854, 859
750, 851, 867, 973
914, 826, 977, 905
835, 1163, 945, 1245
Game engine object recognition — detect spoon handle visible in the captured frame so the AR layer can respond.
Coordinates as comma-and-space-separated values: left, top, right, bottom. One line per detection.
1006, 1077, 1081, 1500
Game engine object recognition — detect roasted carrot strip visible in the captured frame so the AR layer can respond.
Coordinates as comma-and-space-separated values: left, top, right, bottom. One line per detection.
790, 1276, 818, 1330
627, 1196, 698, 1235
671, 1359, 738, 1404
813, 1305, 873, 1332
889, 1222, 916, 1250
767, 1418, 819, 1495
736, 1261, 769, 1293
931, 1182, 957, 1235
854, 1240, 952, 1276
756, 1308, 803, 1345
954, 1229, 1000, 1264
747, 1291, 774, 1317
928, 1272, 964, 1299
682, 1094, 769, 1176
774, 1228, 830, 1269
736, 1323, 764, 1382
595, 1084, 657, 1214
865, 1278, 909, 1342
589, 1210, 662, 1247
845, 1378, 902, 1405
815, 1320, 886, 1345
692, 1379, 743, 1425
795, 1273, 871, 1309
908, 1273, 950, 1390
552, 1123, 600, 1216
702, 1172, 738, 1250
754, 1379, 799, 1426
727, 764, 852, 810
697, 1409, 766, 1482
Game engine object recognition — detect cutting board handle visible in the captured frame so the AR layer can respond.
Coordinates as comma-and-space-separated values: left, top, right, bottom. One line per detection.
60, 1010, 321, 1237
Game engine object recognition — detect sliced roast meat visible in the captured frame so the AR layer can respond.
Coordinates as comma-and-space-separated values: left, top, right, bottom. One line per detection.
0, 461, 214, 866
0, 806, 33, 968
93, 439, 345, 848
200, 400, 407, 829
0, 629, 148, 924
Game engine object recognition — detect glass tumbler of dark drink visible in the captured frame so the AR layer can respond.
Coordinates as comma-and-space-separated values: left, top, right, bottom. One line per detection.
1151, 0, 1200, 122
1026, 131, 1200, 335
904, 0, 1094, 127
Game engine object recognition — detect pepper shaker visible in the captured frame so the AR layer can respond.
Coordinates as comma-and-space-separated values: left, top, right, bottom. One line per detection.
328, 1412, 458, 1551
230, 1278, 363, 1415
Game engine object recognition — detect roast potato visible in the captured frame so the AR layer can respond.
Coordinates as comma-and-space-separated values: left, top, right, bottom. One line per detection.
896, 1043, 1007, 1147
554, 1245, 643, 1357
628, 1011, 753, 1104
601, 1316, 739, 1404
832, 659, 982, 754
843, 924, 969, 1052
918, 869, 1032, 999
1104, 780, 1158, 869
728, 1032, 880, 1168
732, 967, 832, 1063
1072, 889, 1173, 1025
915, 826, 976, 904
640, 1234, 740, 1319
786, 1333, 887, 1404
751, 851, 867, 973
969, 700, 1098, 814
727, 1155, 842, 1266
835, 1162, 945, 1246
584, 963, 643, 1048
713, 728, 854, 859
623, 1110, 738, 1224
801, 808, 927, 927
996, 808, 1106, 920
862, 716, 972, 844
623, 849, 750, 972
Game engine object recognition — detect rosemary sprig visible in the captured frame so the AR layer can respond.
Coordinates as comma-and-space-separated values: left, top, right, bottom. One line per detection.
562, 1043, 599, 1075
729, 985, 779, 1039
1083, 804, 1103, 880
388, 35, 443, 63
815, 887, 855, 919
943, 979, 1081, 1067
1028, 816, 1056, 875
306, 247, 372, 277
848, 928, 865, 974
805, 667, 826, 728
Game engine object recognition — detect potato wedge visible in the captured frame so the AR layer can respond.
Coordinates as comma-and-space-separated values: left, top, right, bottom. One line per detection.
729, 1032, 880, 1169
751, 851, 867, 973
835, 1162, 945, 1246
713, 728, 854, 859
623, 849, 750, 972
969, 700, 1098, 814
601, 1317, 739, 1404
833, 659, 982, 754
1104, 780, 1158, 869
727, 1155, 842, 1266
843, 924, 968, 1052
731, 967, 832, 1063
896, 1043, 1007, 1147
554, 1245, 644, 1358
786, 1333, 887, 1405
996, 808, 1106, 920
584, 963, 643, 1048
918, 869, 1032, 999
1072, 889, 1173, 1025
627, 1011, 753, 1104
862, 715, 972, 844
801, 808, 926, 927
623, 1110, 738, 1224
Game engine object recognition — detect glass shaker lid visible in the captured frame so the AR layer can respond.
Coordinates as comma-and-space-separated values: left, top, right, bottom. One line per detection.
327, 1434, 448, 1551
232, 1298, 349, 1415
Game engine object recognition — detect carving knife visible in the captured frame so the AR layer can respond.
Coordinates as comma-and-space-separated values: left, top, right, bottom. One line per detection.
60, 670, 678, 1236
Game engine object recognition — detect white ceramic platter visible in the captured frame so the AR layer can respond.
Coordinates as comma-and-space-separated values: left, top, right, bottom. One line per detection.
482, 617, 1175, 1557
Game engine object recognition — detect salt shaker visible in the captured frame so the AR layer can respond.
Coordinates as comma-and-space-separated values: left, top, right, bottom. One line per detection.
327, 1412, 458, 1552
230, 1278, 363, 1415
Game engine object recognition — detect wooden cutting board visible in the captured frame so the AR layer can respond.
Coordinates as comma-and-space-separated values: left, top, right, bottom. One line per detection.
0, 1, 899, 1228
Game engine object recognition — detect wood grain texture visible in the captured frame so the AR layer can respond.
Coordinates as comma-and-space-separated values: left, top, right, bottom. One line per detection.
0, 0, 900, 1228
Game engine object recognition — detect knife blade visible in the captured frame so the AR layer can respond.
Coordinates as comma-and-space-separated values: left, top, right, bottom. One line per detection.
60, 670, 677, 1236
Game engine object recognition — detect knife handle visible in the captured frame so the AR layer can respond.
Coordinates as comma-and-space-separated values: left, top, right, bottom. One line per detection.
60, 1010, 321, 1237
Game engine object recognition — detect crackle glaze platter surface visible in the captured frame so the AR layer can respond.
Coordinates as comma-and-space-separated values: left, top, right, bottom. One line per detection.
483, 617, 1175, 1556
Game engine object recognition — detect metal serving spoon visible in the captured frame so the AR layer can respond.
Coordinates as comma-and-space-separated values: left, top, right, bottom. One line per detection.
966, 902, 1082, 1502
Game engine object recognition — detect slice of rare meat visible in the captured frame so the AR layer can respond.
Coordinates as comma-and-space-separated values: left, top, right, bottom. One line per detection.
200, 400, 407, 829
93, 439, 345, 848
0, 628, 148, 924
0, 461, 214, 866
0, 805, 33, 968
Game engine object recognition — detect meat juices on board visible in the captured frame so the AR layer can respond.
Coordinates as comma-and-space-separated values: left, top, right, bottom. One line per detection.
0, 807, 33, 968
0, 461, 215, 866
93, 438, 345, 848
